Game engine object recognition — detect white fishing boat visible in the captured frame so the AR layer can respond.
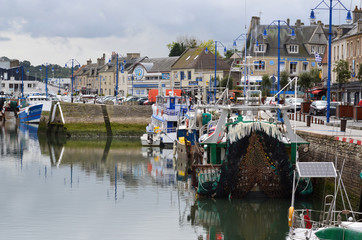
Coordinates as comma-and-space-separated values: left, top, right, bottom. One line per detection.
26, 94, 59, 111
140, 92, 190, 147
286, 161, 362, 240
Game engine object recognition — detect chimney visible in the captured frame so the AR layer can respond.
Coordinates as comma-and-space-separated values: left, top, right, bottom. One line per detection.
295, 19, 301, 28
287, 18, 290, 26
337, 27, 343, 38
87, 59, 92, 65
97, 53, 105, 66
353, 6, 362, 23
358, 21, 362, 32
251, 16, 260, 26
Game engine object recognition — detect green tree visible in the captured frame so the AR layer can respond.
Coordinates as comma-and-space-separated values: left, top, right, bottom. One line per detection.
261, 74, 271, 97
167, 35, 198, 56
220, 75, 233, 89
168, 42, 184, 56
224, 49, 235, 59
280, 71, 289, 99
333, 60, 350, 101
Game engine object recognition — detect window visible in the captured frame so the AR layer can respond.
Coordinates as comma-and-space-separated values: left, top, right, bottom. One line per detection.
9, 84, 13, 88
180, 71, 185, 80
280, 62, 285, 71
302, 62, 308, 71
288, 45, 299, 54
28, 83, 32, 88
254, 61, 265, 71
311, 46, 315, 53
290, 62, 297, 74
188, 71, 191, 80
196, 77, 202, 81
254, 44, 266, 53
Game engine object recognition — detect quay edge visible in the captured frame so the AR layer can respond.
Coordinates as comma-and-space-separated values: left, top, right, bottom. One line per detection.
39, 102, 151, 138
297, 130, 362, 211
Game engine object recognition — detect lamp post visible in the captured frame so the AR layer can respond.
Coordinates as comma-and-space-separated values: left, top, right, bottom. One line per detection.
205, 41, 227, 102
65, 59, 81, 103
263, 20, 296, 104
113, 53, 126, 102
310, 0, 352, 123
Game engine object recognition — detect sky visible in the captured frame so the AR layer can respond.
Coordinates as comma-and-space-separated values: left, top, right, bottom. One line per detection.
0, 0, 361, 66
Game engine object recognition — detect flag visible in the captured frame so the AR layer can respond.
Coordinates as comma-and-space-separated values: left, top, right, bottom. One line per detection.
315, 52, 322, 63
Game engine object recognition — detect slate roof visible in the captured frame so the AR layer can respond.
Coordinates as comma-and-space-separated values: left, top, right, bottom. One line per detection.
247, 20, 337, 59
135, 57, 179, 73
171, 48, 230, 71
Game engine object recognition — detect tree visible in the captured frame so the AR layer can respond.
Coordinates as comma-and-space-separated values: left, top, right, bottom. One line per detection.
224, 49, 235, 59
167, 35, 199, 56
280, 71, 290, 99
333, 60, 351, 101
220, 75, 233, 89
168, 42, 184, 57
261, 74, 271, 97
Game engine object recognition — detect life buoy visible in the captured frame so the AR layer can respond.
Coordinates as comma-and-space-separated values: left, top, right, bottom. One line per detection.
288, 206, 294, 227
186, 118, 189, 128
154, 126, 160, 133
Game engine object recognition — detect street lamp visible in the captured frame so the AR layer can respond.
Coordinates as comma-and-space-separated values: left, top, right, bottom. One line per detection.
65, 59, 81, 103
205, 41, 227, 102
233, 33, 259, 97
263, 20, 296, 104
310, 0, 352, 123
111, 53, 126, 102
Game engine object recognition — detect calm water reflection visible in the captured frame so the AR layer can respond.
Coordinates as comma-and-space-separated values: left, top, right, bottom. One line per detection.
0, 123, 298, 240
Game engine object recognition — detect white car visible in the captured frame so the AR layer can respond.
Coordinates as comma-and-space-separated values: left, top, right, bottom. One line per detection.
285, 98, 303, 112
264, 97, 277, 105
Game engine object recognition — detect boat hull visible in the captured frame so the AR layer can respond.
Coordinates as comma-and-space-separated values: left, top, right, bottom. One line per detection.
18, 104, 43, 123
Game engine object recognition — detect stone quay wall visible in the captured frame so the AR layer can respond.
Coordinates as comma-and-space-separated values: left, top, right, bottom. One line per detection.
297, 130, 362, 210
58, 102, 152, 124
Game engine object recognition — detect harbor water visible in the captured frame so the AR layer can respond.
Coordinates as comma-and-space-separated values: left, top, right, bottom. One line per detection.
0, 123, 301, 240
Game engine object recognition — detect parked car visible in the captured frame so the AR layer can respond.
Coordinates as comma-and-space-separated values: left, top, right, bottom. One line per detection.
264, 97, 277, 105
137, 97, 148, 105
329, 101, 342, 116
284, 98, 304, 112
125, 96, 140, 102
309, 100, 327, 115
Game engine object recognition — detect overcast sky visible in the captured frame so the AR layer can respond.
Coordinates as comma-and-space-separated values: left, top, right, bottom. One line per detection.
0, 0, 360, 66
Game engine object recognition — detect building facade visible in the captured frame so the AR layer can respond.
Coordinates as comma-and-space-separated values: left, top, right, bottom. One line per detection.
330, 6, 362, 104
171, 48, 230, 101
243, 16, 330, 94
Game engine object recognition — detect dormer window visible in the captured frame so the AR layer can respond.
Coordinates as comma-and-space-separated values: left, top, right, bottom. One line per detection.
288, 45, 299, 54
254, 44, 266, 53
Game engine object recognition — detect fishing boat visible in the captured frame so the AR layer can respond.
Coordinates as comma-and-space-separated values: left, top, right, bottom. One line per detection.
140, 92, 190, 147
175, 90, 311, 198
26, 94, 59, 111
286, 162, 362, 239
18, 103, 43, 123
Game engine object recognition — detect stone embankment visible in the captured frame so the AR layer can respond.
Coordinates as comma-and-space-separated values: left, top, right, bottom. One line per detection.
40, 102, 152, 138
297, 130, 362, 211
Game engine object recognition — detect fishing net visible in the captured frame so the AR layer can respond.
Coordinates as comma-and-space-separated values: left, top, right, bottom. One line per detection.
215, 122, 293, 198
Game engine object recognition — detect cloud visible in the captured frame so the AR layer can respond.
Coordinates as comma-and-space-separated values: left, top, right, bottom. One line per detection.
0, 0, 359, 66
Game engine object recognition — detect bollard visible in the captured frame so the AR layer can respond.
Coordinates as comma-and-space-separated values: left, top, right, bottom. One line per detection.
340, 119, 347, 132
307, 115, 311, 127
